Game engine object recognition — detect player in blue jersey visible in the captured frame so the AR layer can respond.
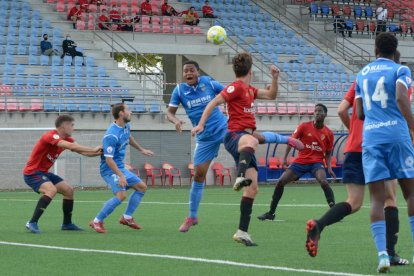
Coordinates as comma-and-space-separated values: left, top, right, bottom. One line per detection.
167, 60, 303, 233
355, 33, 414, 273
89, 103, 154, 233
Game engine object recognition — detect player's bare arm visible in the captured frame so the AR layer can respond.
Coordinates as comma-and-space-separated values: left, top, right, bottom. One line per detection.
167, 106, 186, 133
192, 94, 226, 135
396, 82, 414, 132
282, 145, 292, 167
355, 98, 364, 120
337, 100, 351, 130
256, 65, 280, 100
129, 136, 154, 156
325, 152, 336, 179
57, 140, 102, 155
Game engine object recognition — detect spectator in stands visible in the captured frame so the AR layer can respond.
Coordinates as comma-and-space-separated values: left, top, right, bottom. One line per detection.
376, 2, 387, 35
109, 5, 122, 24
202, 0, 217, 18
40, 34, 59, 56
90, 0, 106, 6
122, 18, 134, 32
161, 0, 179, 16
141, 0, 153, 16
133, 12, 141, 23
333, 11, 348, 38
79, 0, 89, 12
67, 3, 82, 29
183, 7, 200, 26
98, 8, 110, 30
61, 34, 85, 66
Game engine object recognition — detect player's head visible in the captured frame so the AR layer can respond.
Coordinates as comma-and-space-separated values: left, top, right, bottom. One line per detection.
394, 49, 401, 64
375, 33, 398, 59
314, 103, 327, 123
55, 115, 75, 137
232, 52, 253, 78
112, 103, 131, 123
183, 60, 200, 86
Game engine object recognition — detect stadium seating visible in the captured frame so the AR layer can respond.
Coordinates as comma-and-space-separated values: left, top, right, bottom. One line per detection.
144, 162, 164, 186
212, 162, 232, 186
162, 162, 182, 186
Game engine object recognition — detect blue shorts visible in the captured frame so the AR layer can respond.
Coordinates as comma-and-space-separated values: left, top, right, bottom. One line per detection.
342, 152, 365, 185
224, 131, 257, 171
24, 172, 64, 193
288, 162, 325, 178
362, 141, 414, 183
194, 127, 226, 166
101, 168, 142, 194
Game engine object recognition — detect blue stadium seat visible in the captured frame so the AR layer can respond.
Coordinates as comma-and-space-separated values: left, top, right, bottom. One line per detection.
6, 45, 15, 55
86, 79, 95, 87
354, 6, 362, 18
131, 104, 146, 113
365, 6, 373, 18
340, 73, 349, 83
308, 63, 317, 73
79, 100, 90, 112
63, 66, 71, 76
27, 77, 37, 86
63, 78, 72, 87
336, 64, 344, 74
66, 103, 78, 112
18, 44, 26, 55
300, 63, 308, 72
291, 62, 300, 72
4, 64, 13, 75
86, 67, 95, 77
294, 71, 303, 82
28, 54, 38, 65
52, 56, 60, 66
86, 57, 95, 67
74, 66, 84, 77
149, 102, 161, 113
97, 67, 107, 77
43, 100, 57, 112
15, 76, 25, 86
313, 72, 321, 82
50, 78, 60, 86
29, 46, 38, 55
310, 3, 318, 17
40, 55, 49, 66
327, 63, 336, 73
298, 83, 307, 91
318, 63, 327, 73
90, 104, 101, 112
74, 78, 84, 88
74, 56, 83, 66
2, 75, 13, 85
16, 65, 26, 75
109, 79, 121, 88
51, 65, 61, 76
102, 103, 111, 113
323, 55, 331, 64
97, 79, 108, 87
64, 56, 72, 66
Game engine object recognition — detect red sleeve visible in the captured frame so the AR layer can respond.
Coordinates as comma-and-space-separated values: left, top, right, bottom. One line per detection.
202, 6, 207, 13
327, 131, 334, 152
220, 83, 240, 103
408, 87, 413, 101
343, 81, 356, 105
292, 123, 304, 139
251, 85, 258, 100
194, 12, 199, 18
42, 132, 64, 146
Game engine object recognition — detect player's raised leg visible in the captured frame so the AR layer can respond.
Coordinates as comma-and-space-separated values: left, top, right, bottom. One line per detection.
55, 180, 83, 231
233, 134, 258, 191
256, 132, 304, 151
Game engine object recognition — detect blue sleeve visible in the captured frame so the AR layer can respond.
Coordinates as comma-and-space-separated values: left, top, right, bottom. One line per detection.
210, 79, 225, 95
396, 65, 412, 90
102, 135, 118, 158
169, 85, 181, 107
355, 75, 362, 99
40, 41, 46, 53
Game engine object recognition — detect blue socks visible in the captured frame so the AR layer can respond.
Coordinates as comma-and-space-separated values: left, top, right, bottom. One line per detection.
262, 132, 289, 144
189, 181, 204, 219
96, 197, 122, 222
409, 216, 414, 244
125, 191, 145, 217
371, 221, 387, 253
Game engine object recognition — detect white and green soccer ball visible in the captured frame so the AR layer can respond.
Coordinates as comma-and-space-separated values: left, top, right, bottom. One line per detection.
207, 25, 227, 45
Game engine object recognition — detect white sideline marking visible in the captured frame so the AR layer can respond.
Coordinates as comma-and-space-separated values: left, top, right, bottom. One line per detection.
0, 241, 372, 276
0, 198, 374, 208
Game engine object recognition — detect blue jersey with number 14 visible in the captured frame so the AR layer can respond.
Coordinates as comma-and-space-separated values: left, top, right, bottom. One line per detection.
355, 57, 412, 146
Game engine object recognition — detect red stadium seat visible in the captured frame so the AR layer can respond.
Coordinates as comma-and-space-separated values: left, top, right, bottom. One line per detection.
183, 26, 192, 34
162, 16, 171, 25
134, 23, 141, 32
355, 20, 365, 34
152, 24, 161, 32
131, 5, 139, 14
144, 162, 163, 186
343, 5, 351, 17
162, 162, 182, 186
76, 20, 86, 30
193, 26, 202, 34
267, 102, 277, 114
268, 157, 280, 169
173, 17, 181, 25
387, 8, 395, 21
6, 98, 18, 112
120, 6, 128, 15
30, 99, 43, 111
56, 2, 65, 12
173, 26, 182, 34
152, 16, 161, 25
307, 103, 314, 115
212, 162, 232, 186
368, 21, 376, 34
257, 156, 266, 167
277, 102, 287, 114
299, 103, 308, 115
287, 103, 298, 115
0, 98, 5, 111
162, 25, 172, 33
142, 23, 151, 32
142, 15, 150, 24
256, 102, 267, 114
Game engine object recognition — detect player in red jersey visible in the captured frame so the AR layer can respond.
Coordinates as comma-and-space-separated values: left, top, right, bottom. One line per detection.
192, 52, 303, 246
23, 115, 102, 233
257, 103, 336, 221
305, 56, 409, 264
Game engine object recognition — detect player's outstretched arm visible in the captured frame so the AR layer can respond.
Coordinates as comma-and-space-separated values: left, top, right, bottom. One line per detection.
337, 99, 351, 130
129, 136, 154, 156
191, 94, 225, 136
167, 106, 186, 133
57, 140, 102, 156
257, 65, 280, 100
396, 82, 414, 132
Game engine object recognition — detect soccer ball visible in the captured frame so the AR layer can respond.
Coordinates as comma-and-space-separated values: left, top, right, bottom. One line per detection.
207, 26, 227, 45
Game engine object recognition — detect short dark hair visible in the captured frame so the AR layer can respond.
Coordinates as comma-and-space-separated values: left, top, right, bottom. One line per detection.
394, 49, 401, 63
55, 115, 74, 128
232, 52, 253, 78
315, 103, 328, 114
375, 33, 398, 57
183, 60, 200, 70
43, 34, 48, 37
111, 103, 125, 119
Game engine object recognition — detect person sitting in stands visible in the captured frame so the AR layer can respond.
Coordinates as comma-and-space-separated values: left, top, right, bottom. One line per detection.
61, 35, 85, 66
40, 34, 59, 56
183, 7, 200, 26
202, 0, 217, 18
161, 0, 179, 16
67, 3, 82, 29
141, 0, 153, 16
98, 8, 110, 30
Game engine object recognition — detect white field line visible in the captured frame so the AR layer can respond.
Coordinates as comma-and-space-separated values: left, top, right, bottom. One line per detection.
0, 198, 377, 208
0, 241, 373, 276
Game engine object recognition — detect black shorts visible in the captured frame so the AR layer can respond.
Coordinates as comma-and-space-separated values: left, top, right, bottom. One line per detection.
24, 172, 64, 193
224, 131, 258, 171
342, 152, 365, 185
